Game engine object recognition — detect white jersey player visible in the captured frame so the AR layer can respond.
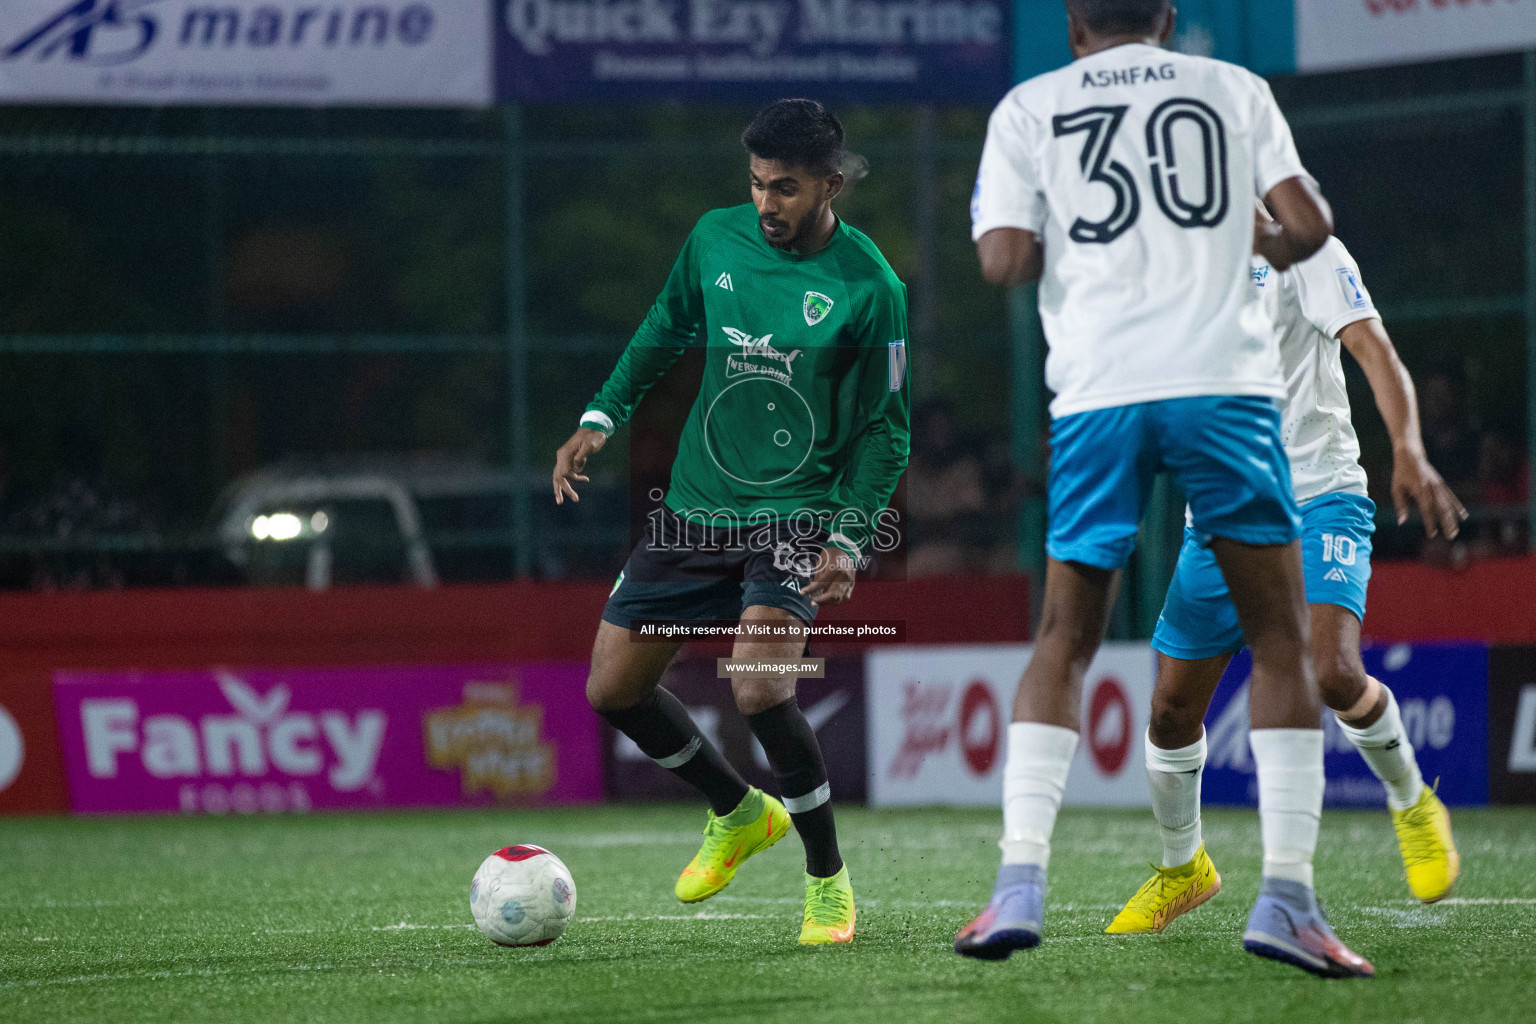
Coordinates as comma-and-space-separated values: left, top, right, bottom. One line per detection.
954, 0, 1376, 978
1105, 220, 1466, 937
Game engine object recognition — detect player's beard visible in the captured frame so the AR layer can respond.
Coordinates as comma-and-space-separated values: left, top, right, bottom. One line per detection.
760, 207, 815, 251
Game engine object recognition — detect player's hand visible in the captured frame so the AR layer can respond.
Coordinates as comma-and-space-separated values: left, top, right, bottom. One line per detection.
553, 427, 607, 505
799, 545, 857, 607
1391, 450, 1467, 540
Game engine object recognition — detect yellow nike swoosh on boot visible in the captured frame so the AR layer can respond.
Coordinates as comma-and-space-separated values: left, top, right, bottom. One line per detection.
1106, 845, 1222, 934
675, 788, 791, 904
799, 865, 855, 945
1393, 783, 1460, 903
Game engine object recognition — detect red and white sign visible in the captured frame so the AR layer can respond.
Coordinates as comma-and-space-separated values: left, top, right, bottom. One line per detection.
1296, 0, 1536, 73
866, 643, 1155, 808
0, 674, 70, 814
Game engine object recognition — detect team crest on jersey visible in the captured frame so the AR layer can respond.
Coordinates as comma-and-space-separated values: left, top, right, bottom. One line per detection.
803, 291, 834, 326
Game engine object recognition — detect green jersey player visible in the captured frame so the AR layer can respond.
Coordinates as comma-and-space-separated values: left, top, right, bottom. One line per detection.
552, 99, 910, 945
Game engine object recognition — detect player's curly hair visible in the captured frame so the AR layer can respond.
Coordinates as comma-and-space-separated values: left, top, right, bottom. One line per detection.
741, 99, 867, 182
1065, 0, 1170, 35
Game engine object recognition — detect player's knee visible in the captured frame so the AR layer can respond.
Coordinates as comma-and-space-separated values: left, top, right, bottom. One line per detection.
1035, 607, 1100, 668
732, 675, 794, 716
1312, 651, 1368, 712
585, 671, 633, 714
1149, 690, 1204, 747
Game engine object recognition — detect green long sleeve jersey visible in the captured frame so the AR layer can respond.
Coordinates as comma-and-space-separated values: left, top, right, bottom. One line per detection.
582, 204, 910, 557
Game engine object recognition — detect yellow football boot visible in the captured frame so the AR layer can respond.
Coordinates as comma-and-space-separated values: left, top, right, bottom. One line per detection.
1106, 845, 1222, 934
1392, 783, 1459, 903
675, 788, 790, 904
799, 865, 855, 945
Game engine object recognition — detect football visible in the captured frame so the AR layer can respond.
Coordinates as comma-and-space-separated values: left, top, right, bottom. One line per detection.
469, 845, 578, 947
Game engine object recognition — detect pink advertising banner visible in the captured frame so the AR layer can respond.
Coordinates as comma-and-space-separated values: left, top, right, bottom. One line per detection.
53, 662, 601, 815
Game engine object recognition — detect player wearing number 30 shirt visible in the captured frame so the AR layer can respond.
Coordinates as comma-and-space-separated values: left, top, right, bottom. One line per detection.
971, 42, 1301, 415
954, 1, 1373, 979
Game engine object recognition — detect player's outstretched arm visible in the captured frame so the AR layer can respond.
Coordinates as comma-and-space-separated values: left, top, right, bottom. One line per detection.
977, 228, 1044, 287
1258, 177, 1333, 271
552, 427, 607, 505
1339, 318, 1467, 539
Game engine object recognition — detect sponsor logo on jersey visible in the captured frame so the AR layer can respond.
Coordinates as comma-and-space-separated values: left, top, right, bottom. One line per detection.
715, 272, 733, 292
888, 339, 907, 392
723, 326, 802, 385
1322, 567, 1349, 583
1251, 263, 1270, 287
803, 291, 834, 326
1337, 266, 1369, 309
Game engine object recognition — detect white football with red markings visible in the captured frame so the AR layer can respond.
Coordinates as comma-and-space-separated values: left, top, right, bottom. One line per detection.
469, 844, 577, 947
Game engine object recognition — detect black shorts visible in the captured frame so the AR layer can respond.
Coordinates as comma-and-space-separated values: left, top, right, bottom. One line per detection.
600, 507, 822, 630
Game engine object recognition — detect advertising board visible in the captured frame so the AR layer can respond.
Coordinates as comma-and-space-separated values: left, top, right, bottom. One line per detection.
865, 642, 1154, 808
53, 662, 602, 814
605, 653, 867, 802
0, 675, 70, 814
1203, 642, 1489, 807
1489, 645, 1536, 805
495, 0, 1012, 102
0, 1, 490, 106
1296, 0, 1536, 74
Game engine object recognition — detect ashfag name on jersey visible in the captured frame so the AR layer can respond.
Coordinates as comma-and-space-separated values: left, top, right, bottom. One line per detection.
1081, 62, 1176, 88
972, 43, 1312, 419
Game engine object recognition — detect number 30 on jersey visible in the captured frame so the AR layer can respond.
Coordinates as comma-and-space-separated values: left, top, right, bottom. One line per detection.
1052, 97, 1231, 244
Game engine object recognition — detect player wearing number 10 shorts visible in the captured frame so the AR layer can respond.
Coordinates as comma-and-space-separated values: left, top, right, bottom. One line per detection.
1106, 215, 1467, 937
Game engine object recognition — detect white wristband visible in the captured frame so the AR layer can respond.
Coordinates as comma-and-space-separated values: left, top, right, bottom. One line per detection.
579, 410, 615, 435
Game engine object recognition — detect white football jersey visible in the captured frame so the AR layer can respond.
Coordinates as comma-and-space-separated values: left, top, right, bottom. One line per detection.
973, 43, 1310, 417
1255, 236, 1377, 505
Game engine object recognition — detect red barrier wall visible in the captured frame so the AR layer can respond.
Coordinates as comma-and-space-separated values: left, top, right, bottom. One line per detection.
1364, 556, 1536, 645
0, 575, 1031, 814
3, 557, 1530, 815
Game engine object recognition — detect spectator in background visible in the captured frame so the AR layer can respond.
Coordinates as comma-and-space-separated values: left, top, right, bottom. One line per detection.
1418, 364, 1480, 496
6, 427, 162, 591
904, 399, 1034, 576
905, 399, 986, 575
979, 432, 1037, 573
1470, 425, 1529, 557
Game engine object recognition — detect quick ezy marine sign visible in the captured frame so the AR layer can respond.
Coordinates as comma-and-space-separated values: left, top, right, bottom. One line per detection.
0, 1, 490, 106
495, 0, 1011, 102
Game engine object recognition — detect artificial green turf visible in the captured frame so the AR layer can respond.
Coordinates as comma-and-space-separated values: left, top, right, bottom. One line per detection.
2, 805, 1532, 1024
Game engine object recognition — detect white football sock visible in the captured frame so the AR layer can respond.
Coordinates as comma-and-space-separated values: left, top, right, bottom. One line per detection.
999, 722, 1078, 871
1145, 729, 1205, 868
1249, 728, 1324, 888
1337, 682, 1424, 811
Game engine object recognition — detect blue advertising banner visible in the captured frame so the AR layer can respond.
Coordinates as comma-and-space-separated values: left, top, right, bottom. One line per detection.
495, 0, 1012, 102
1204, 642, 1489, 807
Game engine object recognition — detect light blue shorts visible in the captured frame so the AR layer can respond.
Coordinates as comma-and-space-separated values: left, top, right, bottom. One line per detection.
1151, 492, 1377, 660
1047, 396, 1302, 571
